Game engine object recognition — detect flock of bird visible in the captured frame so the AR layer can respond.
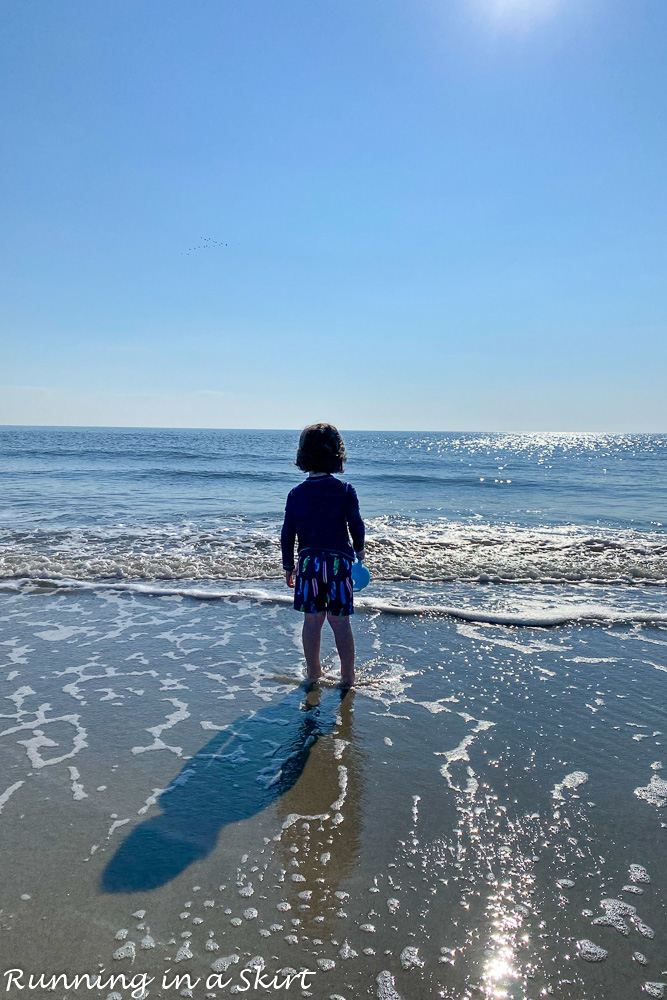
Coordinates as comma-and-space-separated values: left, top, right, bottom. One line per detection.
181, 237, 229, 255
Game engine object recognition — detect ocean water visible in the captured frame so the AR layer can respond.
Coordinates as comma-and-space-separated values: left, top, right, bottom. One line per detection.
0, 427, 666, 1000
1, 427, 666, 622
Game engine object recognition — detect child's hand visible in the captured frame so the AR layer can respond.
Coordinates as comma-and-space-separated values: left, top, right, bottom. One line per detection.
285, 570, 296, 588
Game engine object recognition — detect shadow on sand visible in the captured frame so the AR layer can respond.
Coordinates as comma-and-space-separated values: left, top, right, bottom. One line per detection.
101, 684, 346, 893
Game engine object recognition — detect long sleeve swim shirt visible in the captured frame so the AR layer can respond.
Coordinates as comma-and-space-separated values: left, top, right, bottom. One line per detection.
280, 475, 365, 571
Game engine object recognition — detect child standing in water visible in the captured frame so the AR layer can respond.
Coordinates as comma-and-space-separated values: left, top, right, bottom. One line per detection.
281, 423, 365, 688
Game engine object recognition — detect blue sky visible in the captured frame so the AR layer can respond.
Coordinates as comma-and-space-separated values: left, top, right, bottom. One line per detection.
1, 0, 665, 431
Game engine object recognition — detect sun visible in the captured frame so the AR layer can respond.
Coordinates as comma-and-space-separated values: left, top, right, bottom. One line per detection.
479, 0, 562, 23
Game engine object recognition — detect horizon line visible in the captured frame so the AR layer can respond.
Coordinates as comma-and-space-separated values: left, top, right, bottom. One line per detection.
0, 424, 664, 435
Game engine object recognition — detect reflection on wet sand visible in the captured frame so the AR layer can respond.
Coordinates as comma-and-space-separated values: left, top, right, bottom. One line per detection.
274, 689, 363, 938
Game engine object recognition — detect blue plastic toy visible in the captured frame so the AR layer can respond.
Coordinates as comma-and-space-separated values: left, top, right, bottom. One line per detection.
351, 555, 370, 592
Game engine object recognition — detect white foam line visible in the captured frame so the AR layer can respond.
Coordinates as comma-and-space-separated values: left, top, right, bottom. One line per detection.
4, 577, 667, 627
643, 660, 667, 674
281, 812, 329, 830
131, 698, 190, 757
6, 577, 293, 604
360, 600, 667, 627
0, 780, 25, 814
436, 718, 495, 791
330, 765, 348, 812
137, 788, 165, 815
1, 708, 88, 769
0, 639, 33, 664
107, 817, 130, 839
455, 622, 565, 652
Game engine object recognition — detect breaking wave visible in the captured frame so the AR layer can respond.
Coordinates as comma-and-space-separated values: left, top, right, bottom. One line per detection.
1, 518, 665, 587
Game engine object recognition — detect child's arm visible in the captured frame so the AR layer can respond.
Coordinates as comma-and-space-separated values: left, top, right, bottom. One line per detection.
280, 493, 297, 587
346, 484, 365, 559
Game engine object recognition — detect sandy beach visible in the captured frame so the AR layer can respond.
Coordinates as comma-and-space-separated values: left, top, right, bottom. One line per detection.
1, 584, 665, 999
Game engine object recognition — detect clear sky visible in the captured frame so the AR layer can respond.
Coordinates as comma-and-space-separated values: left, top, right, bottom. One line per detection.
1, 0, 665, 431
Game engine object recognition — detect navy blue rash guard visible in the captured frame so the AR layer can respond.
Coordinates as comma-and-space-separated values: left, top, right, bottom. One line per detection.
280, 475, 365, 571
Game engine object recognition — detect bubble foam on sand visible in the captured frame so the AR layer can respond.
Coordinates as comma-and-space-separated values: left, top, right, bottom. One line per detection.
635, 776, 667, 809
112, 942, 136, 961
68, 765, 87, 800
552, 771, 589, 801
629, 865, 651, 884
399, 946, 424, 969
211, 955, 240, 973
576, 940, 608, 962
376, 971, 404, 1000
592, 899, 636, 935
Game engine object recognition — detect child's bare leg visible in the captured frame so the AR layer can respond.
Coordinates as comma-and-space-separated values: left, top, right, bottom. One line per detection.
327, 612, 355, 688
302, 612, 325, 681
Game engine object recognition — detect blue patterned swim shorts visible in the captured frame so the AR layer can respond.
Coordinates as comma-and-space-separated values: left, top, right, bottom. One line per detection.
294, 550, 354, 616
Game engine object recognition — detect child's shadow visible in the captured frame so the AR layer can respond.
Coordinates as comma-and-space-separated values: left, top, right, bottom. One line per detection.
101, 684, 342, 893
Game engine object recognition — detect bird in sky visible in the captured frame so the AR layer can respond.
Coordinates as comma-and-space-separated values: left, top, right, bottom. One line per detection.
181, 237, 229, 255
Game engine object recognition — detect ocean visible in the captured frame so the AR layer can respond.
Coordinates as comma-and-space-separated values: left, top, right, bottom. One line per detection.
0, 427, 665, 999
1, 426, 666, 619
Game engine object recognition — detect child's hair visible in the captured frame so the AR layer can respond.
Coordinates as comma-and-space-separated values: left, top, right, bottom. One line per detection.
295, 423, 347, 473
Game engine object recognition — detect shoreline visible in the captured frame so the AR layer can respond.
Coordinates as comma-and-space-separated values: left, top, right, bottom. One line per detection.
1, 574, 666, 627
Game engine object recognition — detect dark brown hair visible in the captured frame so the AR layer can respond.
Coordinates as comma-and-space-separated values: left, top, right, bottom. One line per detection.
295, 423, 347, 473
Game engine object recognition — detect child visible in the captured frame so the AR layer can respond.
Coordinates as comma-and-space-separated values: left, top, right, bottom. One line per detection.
281, 423, 365, 688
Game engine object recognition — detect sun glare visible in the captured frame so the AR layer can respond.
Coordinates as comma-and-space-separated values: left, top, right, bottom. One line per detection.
480, 0, 562, 24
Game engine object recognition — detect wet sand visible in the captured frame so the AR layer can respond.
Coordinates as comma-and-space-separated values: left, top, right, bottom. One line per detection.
1, 588, 666, 999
